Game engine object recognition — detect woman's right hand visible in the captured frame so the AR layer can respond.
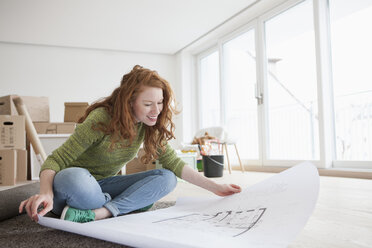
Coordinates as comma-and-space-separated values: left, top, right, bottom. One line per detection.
19, 193, 53, 222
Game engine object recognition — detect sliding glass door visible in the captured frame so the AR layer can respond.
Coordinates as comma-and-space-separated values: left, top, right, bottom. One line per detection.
222, 29, 259, 162
329, 0, 372, 163
196, 0, 372, 169
264, 0, 320, 161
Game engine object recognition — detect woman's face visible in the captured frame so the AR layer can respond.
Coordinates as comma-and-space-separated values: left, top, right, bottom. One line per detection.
132, 86, 164, 126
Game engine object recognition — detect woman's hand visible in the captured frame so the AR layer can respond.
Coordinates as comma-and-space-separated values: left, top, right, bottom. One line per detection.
181, 164, 242, 197
212, 183, 242, 197
19, 193, 53, 222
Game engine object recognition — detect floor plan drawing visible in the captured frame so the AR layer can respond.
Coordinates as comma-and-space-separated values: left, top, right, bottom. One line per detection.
153, 207, 267, 237
38, 162, 320, 248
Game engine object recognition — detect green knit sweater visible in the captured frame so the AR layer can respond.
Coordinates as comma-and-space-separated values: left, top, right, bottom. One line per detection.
40, 107, 186, 180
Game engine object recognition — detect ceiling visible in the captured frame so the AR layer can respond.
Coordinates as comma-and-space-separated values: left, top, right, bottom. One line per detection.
0, 0, 258, 54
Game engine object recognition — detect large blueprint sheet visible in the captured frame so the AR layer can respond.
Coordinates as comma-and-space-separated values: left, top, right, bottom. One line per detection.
38, 162, 319, 248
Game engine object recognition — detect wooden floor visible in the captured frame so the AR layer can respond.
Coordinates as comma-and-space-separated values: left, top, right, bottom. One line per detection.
162, 169, 372, 248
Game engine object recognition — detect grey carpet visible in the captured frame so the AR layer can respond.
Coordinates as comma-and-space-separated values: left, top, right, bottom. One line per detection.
0, 182, 40, 221
0, 201, 175, 248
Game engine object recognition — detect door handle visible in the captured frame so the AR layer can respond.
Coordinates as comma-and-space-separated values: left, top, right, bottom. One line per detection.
255, 84, 263, 105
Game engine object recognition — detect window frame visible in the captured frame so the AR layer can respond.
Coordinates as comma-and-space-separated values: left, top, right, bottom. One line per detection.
196, 46, 220, 130
194, 0, 372, 169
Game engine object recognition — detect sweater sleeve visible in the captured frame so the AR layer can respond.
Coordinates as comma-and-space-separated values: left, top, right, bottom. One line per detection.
157, 143, 186, 178
39, 108, 108, 174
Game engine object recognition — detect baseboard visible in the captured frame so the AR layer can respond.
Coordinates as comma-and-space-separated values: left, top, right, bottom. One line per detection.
232, 165, 372, 180
0, 180, 39, 192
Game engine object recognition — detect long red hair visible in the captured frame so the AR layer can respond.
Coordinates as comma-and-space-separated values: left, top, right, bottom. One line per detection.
78, 65, 179, 164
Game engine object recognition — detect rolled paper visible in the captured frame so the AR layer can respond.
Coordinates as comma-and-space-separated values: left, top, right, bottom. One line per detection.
13, 96, 47, 165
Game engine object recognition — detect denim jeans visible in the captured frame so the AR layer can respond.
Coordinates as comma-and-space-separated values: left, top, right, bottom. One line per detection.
52, 167, 177, 217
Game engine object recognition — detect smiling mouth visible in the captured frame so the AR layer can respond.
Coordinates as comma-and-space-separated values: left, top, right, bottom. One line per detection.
147, 116, 158, 121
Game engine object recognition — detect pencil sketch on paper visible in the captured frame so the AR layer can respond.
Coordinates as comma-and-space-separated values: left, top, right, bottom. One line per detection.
38, 162, 320, 248
153, 207, 267, 237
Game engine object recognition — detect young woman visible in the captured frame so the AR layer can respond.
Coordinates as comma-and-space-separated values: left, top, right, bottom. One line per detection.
19, 65, 241, 223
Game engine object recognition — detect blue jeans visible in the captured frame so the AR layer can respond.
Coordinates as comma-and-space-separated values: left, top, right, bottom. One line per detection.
52, 167, 177, 217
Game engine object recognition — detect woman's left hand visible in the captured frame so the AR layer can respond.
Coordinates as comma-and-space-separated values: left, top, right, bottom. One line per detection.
181, 165, 242, 197
213, 183, 242, 196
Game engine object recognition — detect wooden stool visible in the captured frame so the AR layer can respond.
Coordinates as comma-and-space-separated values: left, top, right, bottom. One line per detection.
222, 143, 244, 174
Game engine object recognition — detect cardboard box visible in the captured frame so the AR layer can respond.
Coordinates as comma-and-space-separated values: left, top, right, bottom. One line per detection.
0, 149, 17, 186
16, 149, 27, 182
146, 161, 156, 171
0, 95, 50, 122
126, 149, 145, 174
125, 149, 156, 174
125, 158, 147, 175
34, 122, 76, 134
0, 115, 26, 149
0, 96, 18, 116
64, 102, 89, 122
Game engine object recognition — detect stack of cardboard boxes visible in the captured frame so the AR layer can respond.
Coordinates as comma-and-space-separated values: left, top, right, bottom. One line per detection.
0, 96, 90, 186
29, 102, 88, 180
0, 95, 44, 186
33, 102, 78, 135
0, 115, 27, 186
32, 102, 89, 134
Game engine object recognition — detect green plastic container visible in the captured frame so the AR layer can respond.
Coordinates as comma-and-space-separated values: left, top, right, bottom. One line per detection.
197, 159, 203, 172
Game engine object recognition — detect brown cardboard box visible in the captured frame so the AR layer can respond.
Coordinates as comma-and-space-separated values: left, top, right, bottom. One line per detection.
0, 149, 17, 186
0, 95, 18, 116
16, 149, 27, 182
64, 102, 89, 122
125, 158, 146, 175
125, 149, 156, 174
34, 122, 76, 134
0, 95, 50, 122
126, 149, 145, 174
126, 160, 155, 174
146, 161, 156, 171
0, 115, 26, 149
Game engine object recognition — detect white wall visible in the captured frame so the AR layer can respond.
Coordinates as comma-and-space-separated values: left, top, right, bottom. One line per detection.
0, 42, 177, 123
174, 51, 197, 145
0, 0, 289, 149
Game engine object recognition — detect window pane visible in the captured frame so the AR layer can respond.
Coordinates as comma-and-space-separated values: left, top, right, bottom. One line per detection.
265, 0, 319, 160
330, 0, 372, 161
200, 51, 220, 128
223, 29, 259, 160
